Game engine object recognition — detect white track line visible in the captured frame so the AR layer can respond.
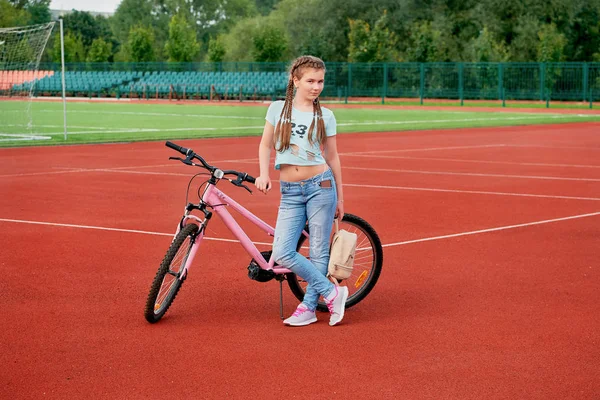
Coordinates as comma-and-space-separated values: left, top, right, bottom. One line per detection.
355, 155, 600, 169
0, 218, 273, 247
2, 211, 599, 249
15, 113, 600, 136
341, 182, 600, 201
344, 144, 507, 155
343, 166, 600, 182
504, 144, 600, 151
40, 110, 265, 120
336, 114, 600, 127
382, 211, 600, 248
52, 126, 265, 135
0, 158, 261, 178
0, 134, 52, 141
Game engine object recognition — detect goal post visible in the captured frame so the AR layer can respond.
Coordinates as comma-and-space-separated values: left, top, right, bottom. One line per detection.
0, 21, 56, 143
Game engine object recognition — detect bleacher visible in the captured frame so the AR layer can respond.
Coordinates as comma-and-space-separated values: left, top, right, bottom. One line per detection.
0, 70, 54, 91
121, 71, 289, 99
5, 70, 289, 100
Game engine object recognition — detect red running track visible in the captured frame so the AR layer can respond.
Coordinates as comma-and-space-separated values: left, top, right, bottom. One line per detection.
1, 122, 599, 399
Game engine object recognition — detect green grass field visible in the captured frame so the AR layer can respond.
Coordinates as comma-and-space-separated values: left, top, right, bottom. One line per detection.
2, 100, 600, 147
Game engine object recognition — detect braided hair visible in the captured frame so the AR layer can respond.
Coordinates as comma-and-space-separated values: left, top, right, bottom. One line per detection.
274, 55, 327, 152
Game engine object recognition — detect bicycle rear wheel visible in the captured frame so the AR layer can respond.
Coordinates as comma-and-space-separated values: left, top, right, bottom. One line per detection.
286, 213, 383, 312
144, 223, 200, 323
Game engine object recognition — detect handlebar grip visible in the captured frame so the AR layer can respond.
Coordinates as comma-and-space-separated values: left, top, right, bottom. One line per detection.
244, 174, 256, 184
165, 141, 189, 155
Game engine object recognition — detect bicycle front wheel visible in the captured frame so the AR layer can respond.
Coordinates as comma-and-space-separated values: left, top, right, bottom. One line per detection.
144, 223, 200, 323
286, 213, 383, 312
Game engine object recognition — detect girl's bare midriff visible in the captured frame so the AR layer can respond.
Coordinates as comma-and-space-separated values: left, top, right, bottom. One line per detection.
279, 163, 328, 182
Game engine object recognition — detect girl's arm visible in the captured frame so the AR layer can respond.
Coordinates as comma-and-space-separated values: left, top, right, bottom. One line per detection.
324, 135, 344, 219
256, 121, 274, 194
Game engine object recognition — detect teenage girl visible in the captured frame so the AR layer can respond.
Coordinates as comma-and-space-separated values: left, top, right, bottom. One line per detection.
255, 55, 348, 327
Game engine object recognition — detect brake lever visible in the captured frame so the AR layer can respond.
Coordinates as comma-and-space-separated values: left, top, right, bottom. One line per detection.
169, 156, 193, 166
228, 178, 253, 194
240, 184, 252, 194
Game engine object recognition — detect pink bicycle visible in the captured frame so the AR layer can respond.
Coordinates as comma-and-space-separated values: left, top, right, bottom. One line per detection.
144, 141, 383, 323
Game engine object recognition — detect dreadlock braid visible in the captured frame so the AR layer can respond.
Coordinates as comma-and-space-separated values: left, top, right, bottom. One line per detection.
274, 55, 327, 152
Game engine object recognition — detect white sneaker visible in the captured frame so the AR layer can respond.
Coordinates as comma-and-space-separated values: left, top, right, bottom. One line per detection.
283, 303, 317, 326
325, 286, 349, 326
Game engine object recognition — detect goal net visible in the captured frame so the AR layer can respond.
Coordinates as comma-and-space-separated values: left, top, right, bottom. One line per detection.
0, 22, 55, 142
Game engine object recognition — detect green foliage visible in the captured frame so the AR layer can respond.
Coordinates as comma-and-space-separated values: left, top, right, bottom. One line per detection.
255, 0, 282, 15
25, 0, 51, 25
207, 36, 226, 62
220, 17, 261, 62
467, 27, 509, 62
127, 25, 155, 62
111, 0, 169, 60
406, 21, 439, 62
0, 0, 29, 27
51, 32, 86, 62
61, 10, 102, 48
348, 11, 398, 62
252, 25, 287, 62
86, 37, 112, 62
537, 23, 567, 62
164, 13, 200, 62
508, 16, 541, 62
4, 0, 600, 63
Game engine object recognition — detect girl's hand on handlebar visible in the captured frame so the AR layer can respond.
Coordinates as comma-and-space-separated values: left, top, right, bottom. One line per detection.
255, 176, 272, 194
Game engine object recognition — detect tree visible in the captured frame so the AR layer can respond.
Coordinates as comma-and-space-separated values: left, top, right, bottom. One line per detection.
62, 10, 102, 48
252, 25, 287, 62
0, 0, 29, 27
25, 0, 50, 25
111, 0, 169, 60
128, 25, 155, 62
466, 27, 508, 62
537, 23, 567, 62
164, 13, 200, 62
165, 0, 257, 58
406, 21, 439, 62
86, 37, 112, 62
207, 35, 226, 62
220, 17, 261, 62
51, 32, 85, 62
348, 11, 398, 62
508, 16, 541, 61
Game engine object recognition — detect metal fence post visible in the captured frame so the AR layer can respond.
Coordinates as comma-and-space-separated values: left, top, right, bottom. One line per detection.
348, 63, 352, 100
382, 63, 388, 104
540, 62, 546, 101
459, 62, 464, 106
498, 63, 504, 102
419, 63, 425, 105
583, 62, 589, 102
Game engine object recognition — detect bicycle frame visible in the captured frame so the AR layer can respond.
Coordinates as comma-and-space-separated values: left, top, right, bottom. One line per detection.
176, 181, 308, 280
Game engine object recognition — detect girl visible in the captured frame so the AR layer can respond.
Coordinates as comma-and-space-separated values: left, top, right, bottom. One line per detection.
255, 55, 348, 327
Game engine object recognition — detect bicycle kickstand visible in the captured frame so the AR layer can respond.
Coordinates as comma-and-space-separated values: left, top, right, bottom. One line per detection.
279, 279, 284, 320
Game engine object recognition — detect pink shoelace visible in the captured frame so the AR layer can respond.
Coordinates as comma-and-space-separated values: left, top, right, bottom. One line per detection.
292, 306, 311, 317
326, 288, 338, 315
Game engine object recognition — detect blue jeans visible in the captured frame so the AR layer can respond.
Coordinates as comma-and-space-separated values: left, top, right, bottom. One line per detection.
272, 168, 337, 311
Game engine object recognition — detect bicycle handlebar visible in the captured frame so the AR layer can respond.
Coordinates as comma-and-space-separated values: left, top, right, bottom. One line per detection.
165, 141, 256, 185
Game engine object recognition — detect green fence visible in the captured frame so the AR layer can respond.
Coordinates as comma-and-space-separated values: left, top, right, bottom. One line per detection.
6, 62, 600, 103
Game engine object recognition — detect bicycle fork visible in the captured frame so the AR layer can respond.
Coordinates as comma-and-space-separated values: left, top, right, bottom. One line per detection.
176, 214, 208, 282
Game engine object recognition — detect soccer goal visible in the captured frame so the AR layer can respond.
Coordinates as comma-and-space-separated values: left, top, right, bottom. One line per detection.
0, 22, 56, 142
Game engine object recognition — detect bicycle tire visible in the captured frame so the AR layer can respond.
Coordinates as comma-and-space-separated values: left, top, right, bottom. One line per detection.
144, 223, 200, 323
286, 213, 383, 312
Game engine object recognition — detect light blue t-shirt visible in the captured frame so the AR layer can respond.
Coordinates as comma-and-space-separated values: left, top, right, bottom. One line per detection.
265, 100, 337, 170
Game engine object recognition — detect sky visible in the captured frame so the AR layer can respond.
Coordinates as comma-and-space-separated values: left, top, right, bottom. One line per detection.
49, 0, 122, 13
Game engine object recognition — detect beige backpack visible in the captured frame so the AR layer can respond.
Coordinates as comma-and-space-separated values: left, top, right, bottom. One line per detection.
327, 219, 358, 284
